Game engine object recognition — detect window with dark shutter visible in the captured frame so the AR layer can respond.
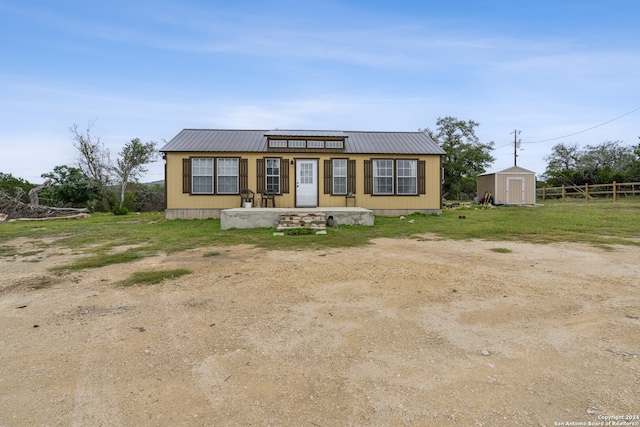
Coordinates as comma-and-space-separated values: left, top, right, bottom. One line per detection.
324, 159, 332, 194
239, 158, 248, 191
418, 160, 426, 194
364, 159, 373, 194
281, 159, 290, 194
256, 158, 265, 193
182, 158, 191, 194
347, 159, 356, 194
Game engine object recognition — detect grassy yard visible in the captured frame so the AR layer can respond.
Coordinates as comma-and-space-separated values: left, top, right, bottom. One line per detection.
1, 198, 638, 270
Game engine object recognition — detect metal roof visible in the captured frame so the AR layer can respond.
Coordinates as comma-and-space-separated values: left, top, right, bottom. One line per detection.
160, 129, 446, 155
264, 130, 348, 138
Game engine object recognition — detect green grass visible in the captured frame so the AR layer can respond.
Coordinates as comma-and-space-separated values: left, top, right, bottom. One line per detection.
202, 250, 221, 257
116, 268, 192, 287
49, 250, 142, 272
490, 247, 512, 253
1, 198, 639, 271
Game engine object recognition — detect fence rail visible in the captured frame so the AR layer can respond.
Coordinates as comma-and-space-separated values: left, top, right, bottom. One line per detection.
537, 181, 640, 201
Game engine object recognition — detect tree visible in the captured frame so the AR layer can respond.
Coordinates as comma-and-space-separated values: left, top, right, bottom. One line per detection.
40, 165, 98, 207
580, 140, 635, 184
0, 172, 34, 203
70, 121, 112, 195
423, 117, 495, 200
542, 143, 582, 186
542, 140, 637, 186
631, 139, 640, 181
112, 138, 158, 208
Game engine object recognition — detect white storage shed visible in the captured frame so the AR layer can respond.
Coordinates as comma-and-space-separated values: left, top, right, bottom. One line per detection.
477, 166, 536, 205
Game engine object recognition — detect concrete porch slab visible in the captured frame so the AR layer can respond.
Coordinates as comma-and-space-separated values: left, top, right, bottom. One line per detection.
220, 207, 374, 230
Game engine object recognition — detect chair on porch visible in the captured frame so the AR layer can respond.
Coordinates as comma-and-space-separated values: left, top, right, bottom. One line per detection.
261, 189, 277, 207
239, 188, 255, 207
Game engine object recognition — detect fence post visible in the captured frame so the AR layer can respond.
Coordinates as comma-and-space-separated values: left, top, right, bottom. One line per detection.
613, 181, 617, 202
542, 187, 546, 201
585, 183, 589, 201
562, 185, 565, 202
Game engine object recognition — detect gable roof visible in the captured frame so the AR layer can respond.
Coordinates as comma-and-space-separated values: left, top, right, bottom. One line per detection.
160, 129, 446, 155
479, 165, 536, 176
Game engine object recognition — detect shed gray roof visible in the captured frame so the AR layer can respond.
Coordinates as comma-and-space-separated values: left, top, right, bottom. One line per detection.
160, 129, 445, 155
480, 165, 536, 176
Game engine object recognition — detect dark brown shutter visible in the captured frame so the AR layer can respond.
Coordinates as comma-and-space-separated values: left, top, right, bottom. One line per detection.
347, 159, 356, 194
418, 160, 426, 194
256, 158, 265, 193
324, 159, 332, 194
281, 159, 289, 194
182, 158, 191, 194
364, 159, 373, 195
239, 158, 248, 192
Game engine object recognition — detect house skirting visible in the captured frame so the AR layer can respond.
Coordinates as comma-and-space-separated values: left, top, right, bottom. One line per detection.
164, 207, 441, 222
165, 208, 222, 220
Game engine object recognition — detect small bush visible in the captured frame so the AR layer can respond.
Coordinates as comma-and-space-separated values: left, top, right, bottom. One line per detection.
111, 205, 129, 216
284, 228, 316, 236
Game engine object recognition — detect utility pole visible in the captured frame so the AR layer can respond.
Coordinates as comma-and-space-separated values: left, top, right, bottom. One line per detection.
511, 129, 521, 166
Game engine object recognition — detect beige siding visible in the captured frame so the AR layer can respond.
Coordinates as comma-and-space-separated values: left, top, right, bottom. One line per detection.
165, 152, 442, 215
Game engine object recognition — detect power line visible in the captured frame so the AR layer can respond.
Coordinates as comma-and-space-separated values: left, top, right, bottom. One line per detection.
521, 106, 640, 144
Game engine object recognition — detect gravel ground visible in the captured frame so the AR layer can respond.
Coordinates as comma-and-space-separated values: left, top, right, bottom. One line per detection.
1, 235, 639, 426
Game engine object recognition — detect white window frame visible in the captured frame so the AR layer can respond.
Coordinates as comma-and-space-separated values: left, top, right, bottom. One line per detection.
268, 139, 287, 148
326, 140, 344, 149
396, 159, 417, 195
288, 140, 305, 148
266, 158, 280, 193
332, 159, 347, 195
373, 159, 394, 195
307, 140, 324, 148
216, 158, 239, 194
192, 158, 214, 194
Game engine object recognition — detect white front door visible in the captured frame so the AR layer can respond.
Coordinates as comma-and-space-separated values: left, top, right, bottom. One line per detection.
296, 159, 318, 207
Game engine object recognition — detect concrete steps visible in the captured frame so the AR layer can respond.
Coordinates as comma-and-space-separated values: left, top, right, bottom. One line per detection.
276, 212, 326, 231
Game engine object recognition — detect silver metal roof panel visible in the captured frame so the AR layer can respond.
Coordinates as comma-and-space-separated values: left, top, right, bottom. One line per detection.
264, 130, 348, 138
160, 129, 445, 155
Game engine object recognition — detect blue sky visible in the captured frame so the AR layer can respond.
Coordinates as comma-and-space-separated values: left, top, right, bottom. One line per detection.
1, 0, 639, 184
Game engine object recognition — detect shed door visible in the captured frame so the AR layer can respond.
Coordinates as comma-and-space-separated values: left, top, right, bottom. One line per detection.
506, 177, 525, 205
296, 159, 318, 207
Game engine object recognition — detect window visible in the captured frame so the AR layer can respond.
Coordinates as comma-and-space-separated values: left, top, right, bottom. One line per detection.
217, 158, 238, 194
397, 160, 417, 195
307, 140, 324, 148
373, 159, 394, 194
266, 158, 280, 193
288, 140, 306, 148
326, 140, 344, 149
333, 159, 347, 194
269, 139, 287, 148
192, 158, 214, 194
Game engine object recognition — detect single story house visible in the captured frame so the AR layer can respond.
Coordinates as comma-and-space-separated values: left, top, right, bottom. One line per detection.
159, 129, 446, 219
476, 166, 537, 205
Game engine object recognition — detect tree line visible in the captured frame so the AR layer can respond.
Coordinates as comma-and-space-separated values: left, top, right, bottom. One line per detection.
1, 122, 163, 214
541, 139, 640, 187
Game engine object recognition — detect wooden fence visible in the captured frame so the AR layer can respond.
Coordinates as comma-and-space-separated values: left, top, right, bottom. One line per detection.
537, 181, 640, 201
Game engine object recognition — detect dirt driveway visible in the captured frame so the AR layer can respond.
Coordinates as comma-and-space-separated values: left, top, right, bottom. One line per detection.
1, 236, 639, 426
